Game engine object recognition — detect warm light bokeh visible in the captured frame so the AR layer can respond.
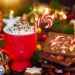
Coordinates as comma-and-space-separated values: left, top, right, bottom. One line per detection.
33, 4, 50, 15
2, 0, 20, 6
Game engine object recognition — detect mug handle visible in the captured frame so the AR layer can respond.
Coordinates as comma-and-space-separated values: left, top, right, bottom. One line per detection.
0, 33, 9, 55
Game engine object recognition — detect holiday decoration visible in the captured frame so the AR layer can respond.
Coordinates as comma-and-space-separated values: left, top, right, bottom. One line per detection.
38, 27, 42, 34
39, 33, 47, 41
34, 14, 53, 32
25, 67, 42, 75
37, 44, 42, 50
67, 14, 75, 21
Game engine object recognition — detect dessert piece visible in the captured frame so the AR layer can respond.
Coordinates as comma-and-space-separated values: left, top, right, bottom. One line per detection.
39, 32, 75, 67
43, 32, 75, 56
24, 67, 42, 75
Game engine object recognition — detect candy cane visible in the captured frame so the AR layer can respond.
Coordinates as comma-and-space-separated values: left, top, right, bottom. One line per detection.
34, 14, 53, 32
41, 14, 53, 28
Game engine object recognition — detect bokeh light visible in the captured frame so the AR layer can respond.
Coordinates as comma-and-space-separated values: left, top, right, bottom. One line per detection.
2, 0, 20, 6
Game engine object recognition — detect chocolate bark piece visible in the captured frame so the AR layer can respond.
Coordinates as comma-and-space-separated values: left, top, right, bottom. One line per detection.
43, 32, 75, 56
39, 32, 75, 67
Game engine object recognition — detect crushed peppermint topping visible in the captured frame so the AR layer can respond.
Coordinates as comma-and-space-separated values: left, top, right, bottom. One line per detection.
49, 34, 75, 52
3, 11, 35, 35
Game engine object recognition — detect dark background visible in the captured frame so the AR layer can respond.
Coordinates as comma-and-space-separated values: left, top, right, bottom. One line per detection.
39, 0, 75, 7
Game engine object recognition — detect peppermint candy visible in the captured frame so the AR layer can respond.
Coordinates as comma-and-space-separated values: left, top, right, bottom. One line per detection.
37, 14, 53, 29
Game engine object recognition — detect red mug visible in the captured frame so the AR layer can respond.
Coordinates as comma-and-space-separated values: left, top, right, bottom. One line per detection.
0, 27, 37, 71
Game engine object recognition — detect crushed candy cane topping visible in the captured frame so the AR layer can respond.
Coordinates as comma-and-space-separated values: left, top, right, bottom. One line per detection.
3, 11, 35, 35
49, 34, 75, 53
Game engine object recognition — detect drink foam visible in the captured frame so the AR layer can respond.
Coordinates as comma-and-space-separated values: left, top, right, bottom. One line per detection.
3, 26, 35, 35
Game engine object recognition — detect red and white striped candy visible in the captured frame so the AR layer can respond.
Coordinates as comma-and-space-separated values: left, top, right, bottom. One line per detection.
37, 14, 53, 29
